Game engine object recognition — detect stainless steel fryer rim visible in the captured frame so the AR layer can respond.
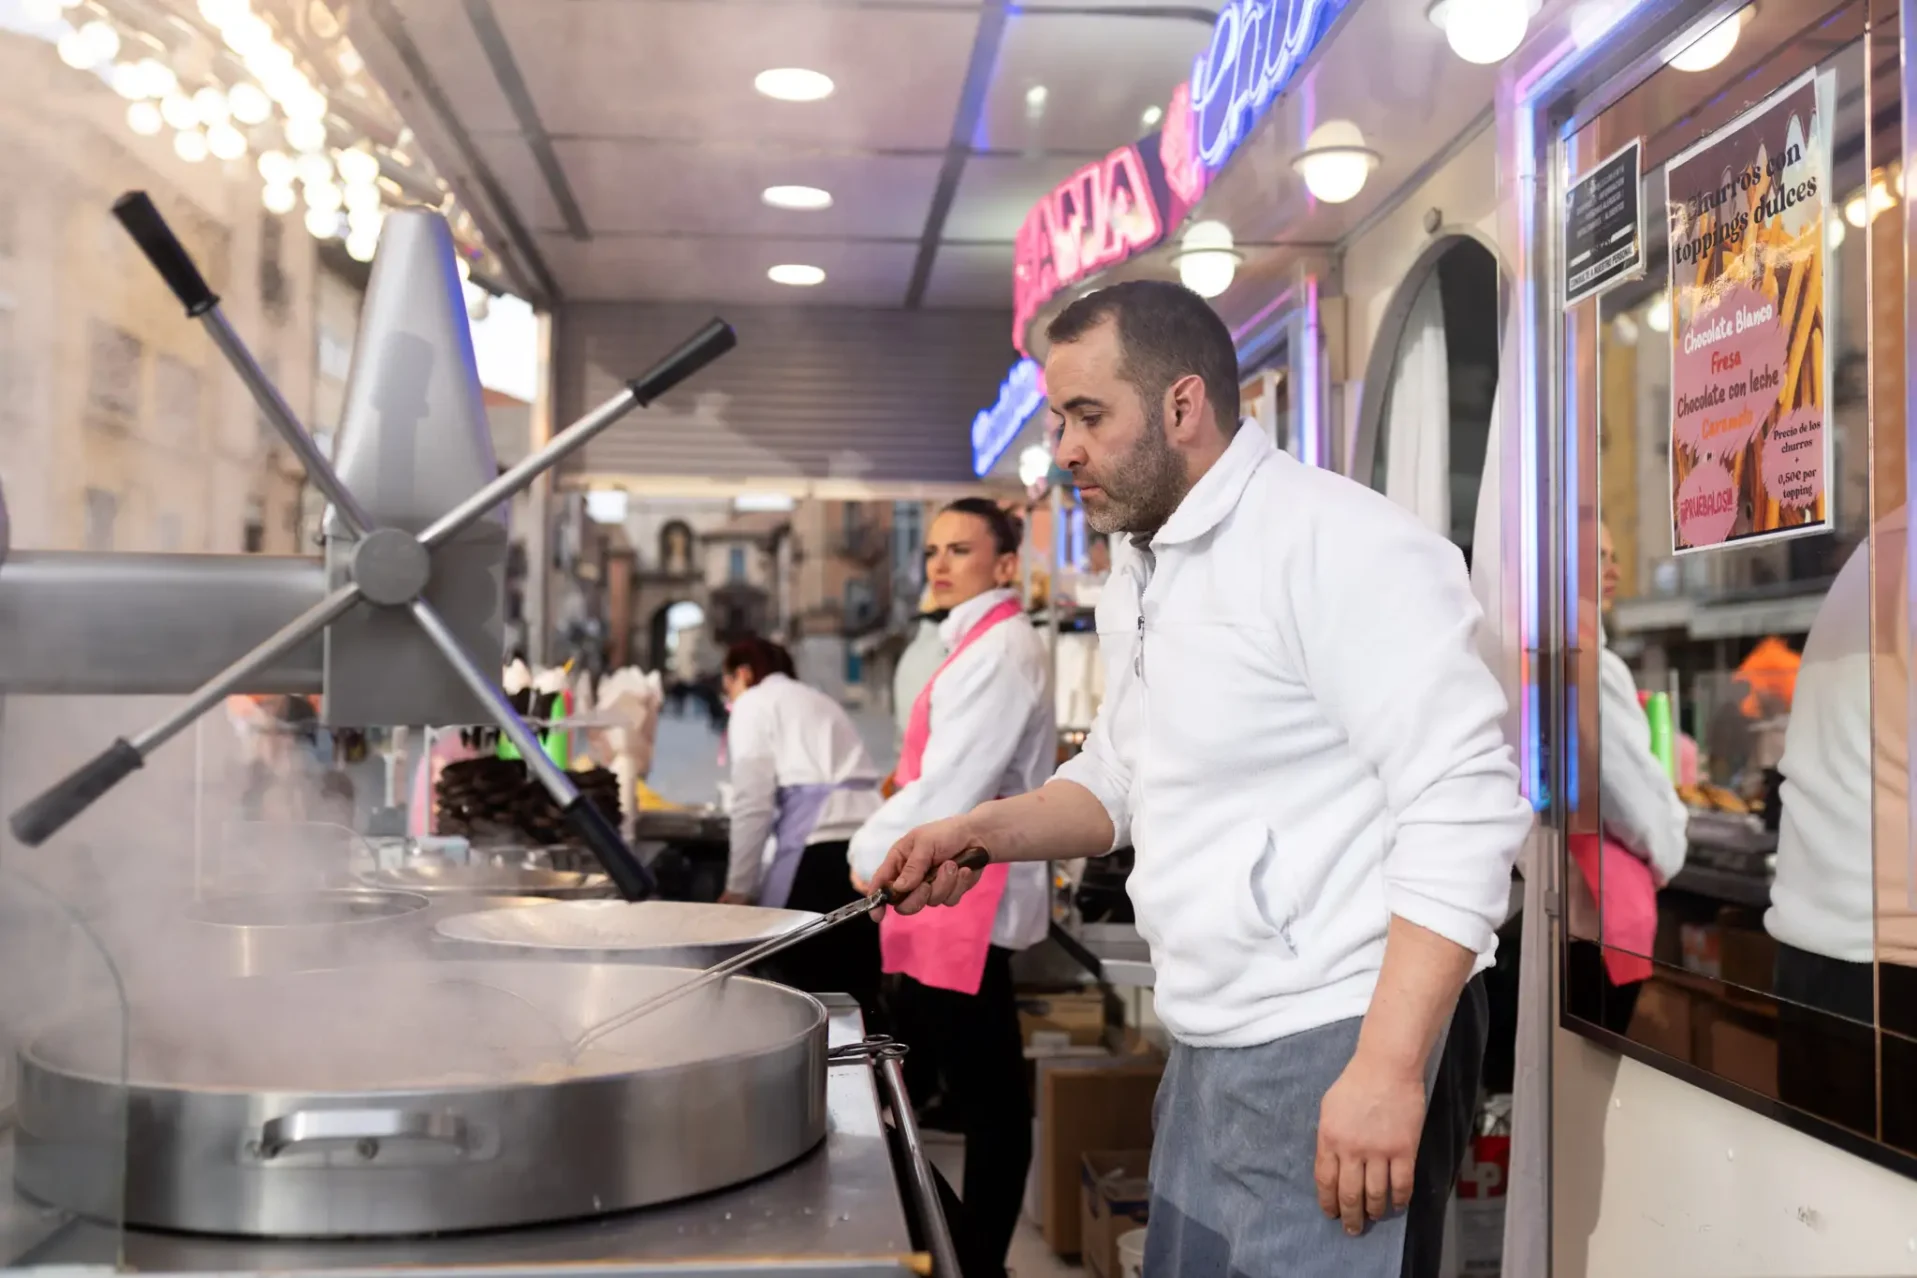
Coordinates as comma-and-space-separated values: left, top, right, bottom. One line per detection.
19, 962, 830, 1093
182, 888, 434, 929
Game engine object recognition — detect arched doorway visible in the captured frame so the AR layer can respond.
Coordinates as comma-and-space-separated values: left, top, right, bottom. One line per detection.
650, 599, 707, 680
1354, 234, 1506, 570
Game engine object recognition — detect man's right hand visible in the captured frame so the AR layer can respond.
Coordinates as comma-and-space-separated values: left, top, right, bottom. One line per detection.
870, 816, 988, 915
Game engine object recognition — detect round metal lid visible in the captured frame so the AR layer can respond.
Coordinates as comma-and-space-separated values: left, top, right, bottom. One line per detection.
435, 898, 817, 953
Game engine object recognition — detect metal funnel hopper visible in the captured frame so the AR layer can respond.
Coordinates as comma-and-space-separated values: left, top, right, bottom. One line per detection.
322, 209, 507, 727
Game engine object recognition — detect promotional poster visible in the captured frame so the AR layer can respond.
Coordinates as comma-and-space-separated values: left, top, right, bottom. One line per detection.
1664, 68, 1833, 554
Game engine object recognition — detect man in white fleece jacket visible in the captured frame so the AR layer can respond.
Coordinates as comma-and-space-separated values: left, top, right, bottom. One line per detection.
869, 281, 1533, 1277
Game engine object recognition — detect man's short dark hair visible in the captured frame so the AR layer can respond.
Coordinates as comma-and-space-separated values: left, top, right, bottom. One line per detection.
1044, 280, 1241, 433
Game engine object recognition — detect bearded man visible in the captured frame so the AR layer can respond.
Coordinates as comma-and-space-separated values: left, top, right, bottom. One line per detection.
868, 281, 1531, 1278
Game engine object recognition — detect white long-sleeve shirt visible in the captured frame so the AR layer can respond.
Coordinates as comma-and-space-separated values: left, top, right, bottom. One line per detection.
850, 588, 1054, 952
1053, 423, 1534, 1049
1596, 629, 1690, 885
725, 673, 883, 901
1767, 531, 1879, 962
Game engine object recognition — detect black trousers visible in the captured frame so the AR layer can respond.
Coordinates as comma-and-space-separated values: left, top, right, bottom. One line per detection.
763, 840, 882, 1024
1401, 974, 1490, 1278
1773, 942, 1876, 1136
891, 946, 1032, 1267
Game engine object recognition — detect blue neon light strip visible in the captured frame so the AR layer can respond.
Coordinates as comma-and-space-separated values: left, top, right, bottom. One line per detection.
971, 358, 1046, 477
1510, 4, 1650, 812
1189, 0, 1348, 176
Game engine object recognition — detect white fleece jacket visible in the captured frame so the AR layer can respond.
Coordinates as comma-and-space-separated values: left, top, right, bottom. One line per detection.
1054, 424, 1534, 1048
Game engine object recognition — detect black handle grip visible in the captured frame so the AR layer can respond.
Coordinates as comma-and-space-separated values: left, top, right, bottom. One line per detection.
564, 796, 656, 901
626, 318, 737, 406
112, 192, 220, 317
10, 739, 145, 847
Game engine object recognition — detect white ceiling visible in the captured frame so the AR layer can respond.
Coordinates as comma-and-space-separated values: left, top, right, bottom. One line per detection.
355, 0, 1218, 309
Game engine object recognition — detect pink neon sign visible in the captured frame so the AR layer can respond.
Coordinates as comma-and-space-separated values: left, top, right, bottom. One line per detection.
1012, 86, 1206, 354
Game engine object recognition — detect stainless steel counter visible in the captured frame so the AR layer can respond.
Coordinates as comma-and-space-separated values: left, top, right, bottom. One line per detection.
4, 1000, 921, 1278
1066, 921, 1155, 988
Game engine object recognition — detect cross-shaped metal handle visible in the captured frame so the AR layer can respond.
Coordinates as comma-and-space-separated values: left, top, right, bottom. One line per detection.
7, 192, 737, 901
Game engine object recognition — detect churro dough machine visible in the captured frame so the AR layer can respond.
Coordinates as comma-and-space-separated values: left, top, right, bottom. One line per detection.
0, 197, 959, 1278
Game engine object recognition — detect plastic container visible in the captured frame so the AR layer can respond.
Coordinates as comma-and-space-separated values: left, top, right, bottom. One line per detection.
1117, 1227, 1148, 1278
1644, 691, 1676, 780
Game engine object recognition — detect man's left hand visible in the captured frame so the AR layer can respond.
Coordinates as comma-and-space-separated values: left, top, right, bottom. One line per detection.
1314, 1051, 1426, 1236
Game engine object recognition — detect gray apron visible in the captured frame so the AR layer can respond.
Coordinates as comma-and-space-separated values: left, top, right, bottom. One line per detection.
757, 779, 878, 909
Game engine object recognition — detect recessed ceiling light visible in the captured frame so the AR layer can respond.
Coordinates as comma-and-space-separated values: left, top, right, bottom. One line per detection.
768, 264, 825, 286
1025, 85, 1049, 109
762, 184, 834, 211
1141, 105, 1164, 128
755, 67, 834, 102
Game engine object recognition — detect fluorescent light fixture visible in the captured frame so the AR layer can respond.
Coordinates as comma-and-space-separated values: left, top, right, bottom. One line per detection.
755, 67, 834, 102
768, 263, 825, 286
762, 184, 833, 211
735, 493, 798, 513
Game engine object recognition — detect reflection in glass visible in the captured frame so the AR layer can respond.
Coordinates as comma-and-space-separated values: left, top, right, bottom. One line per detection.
1570, 522, 1690, 1034
1765, 526, 1877, 1132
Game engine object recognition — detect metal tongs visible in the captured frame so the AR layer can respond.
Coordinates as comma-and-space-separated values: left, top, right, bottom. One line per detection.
570, 848, 991, 1057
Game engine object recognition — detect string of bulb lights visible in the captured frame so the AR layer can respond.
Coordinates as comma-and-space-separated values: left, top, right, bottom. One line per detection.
38, 0, 485, 281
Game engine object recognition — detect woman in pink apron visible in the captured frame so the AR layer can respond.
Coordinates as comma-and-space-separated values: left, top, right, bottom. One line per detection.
849, 499, 1055, 1268
1568, 524, 1689, 1033
718, 637, 885, 1015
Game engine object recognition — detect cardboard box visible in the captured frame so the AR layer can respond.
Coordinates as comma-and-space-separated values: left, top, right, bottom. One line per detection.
1080, 1150, 1151, 1278
1039, 1058, 1163, 1256
1018, 988, 1109, 1048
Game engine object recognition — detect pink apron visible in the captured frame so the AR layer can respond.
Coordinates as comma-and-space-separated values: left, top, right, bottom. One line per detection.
879, 597, 1023, 995
1569, 834, 1657, 986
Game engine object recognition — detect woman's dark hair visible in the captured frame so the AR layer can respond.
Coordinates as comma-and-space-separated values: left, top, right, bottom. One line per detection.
941, 497, 1023, 556
722, 635, 796, 686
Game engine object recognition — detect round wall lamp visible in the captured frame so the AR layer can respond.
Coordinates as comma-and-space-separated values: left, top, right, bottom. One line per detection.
1668, 6, 1753, 74
1291, 121, 1380, 205
1174, 220, 1242, 299
1427, 0, 1532, 65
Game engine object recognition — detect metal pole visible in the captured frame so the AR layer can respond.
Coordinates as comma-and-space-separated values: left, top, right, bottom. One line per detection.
407, 598, 655, 901
202, 310, 373, 536
129, 586, 363, 754
9, 583, 364, 847
419, 317, 736, 551
875, 1053, 964, 1278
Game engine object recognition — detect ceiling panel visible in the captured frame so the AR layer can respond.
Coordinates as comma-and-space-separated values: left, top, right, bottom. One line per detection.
537, 233, 922, 306
941, 152, 1085, 243
978, 11, 1210, 155
387, 0, 520, 134
468, 133, 567, 233
481, 0, 977, 150
923, 243, 1016, 310
543, 139, 942, 238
